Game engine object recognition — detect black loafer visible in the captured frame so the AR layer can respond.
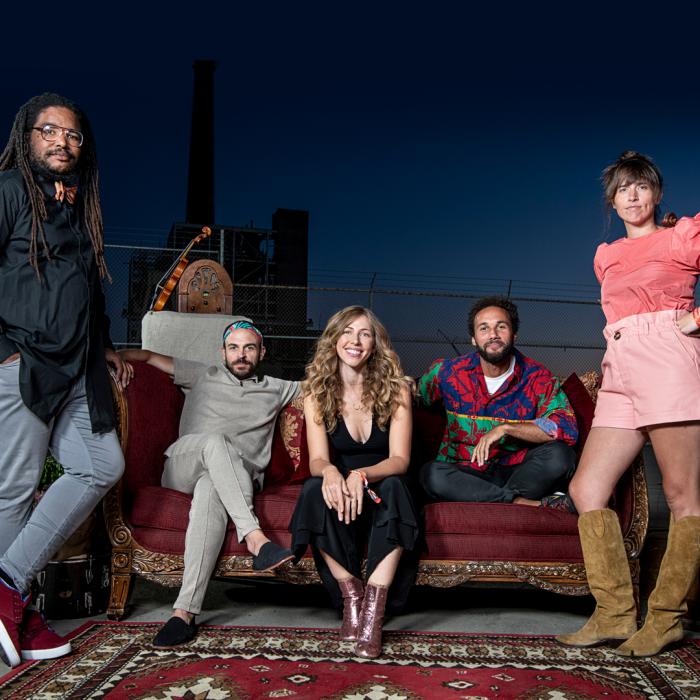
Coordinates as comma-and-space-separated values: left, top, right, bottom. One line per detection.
152, 616, 197, 647
252, 542, 294, 572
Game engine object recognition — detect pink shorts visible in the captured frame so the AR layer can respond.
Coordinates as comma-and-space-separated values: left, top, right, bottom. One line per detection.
592, 309, 700, 430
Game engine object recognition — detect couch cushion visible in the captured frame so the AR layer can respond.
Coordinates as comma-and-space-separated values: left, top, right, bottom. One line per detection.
422, 502, 582, 561
288, 418, 311, 484
266, 398, 311, 485
422, 531, 583, 562
128, 486, 193, 531
128, 484, 303, 535
255, 485, 306, 531
266, 421, 295, 486
123, 362, 183, 500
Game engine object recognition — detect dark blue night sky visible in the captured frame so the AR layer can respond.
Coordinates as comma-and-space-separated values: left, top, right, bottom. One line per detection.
3, 4, 699, 299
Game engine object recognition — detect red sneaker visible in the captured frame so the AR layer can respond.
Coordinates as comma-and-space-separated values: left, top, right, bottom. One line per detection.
0, 578, 29, 668
20, 609, 72, 661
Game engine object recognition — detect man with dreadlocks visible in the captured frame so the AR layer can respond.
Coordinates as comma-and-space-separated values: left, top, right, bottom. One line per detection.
0, 93, 128, 668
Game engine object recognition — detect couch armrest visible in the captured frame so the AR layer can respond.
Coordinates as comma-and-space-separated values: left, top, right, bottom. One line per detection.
612, 453, 649, 561
104, 375, 133, 581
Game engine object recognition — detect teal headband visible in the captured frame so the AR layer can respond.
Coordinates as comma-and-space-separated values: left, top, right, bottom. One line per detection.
222, 321, 264, 345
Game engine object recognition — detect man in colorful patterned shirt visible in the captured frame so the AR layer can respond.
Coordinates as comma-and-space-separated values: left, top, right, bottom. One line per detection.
418, 297, 578, 509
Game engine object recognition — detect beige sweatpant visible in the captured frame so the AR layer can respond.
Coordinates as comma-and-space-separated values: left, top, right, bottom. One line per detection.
162, 433, 262, 614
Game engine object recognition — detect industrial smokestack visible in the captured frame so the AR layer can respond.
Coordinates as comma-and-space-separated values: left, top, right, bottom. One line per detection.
186, 59, 216, 224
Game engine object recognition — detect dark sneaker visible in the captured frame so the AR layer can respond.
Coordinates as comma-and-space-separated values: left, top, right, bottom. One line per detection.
0, 577, 30, 668
20, 609, 72, 661
152, 616, 197, 647
252, 542, 294, 573
540, 492, 577, 513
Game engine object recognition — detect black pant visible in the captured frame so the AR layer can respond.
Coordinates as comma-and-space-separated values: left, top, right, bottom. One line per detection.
419, 441, 576, 503
290, 475, 419, 611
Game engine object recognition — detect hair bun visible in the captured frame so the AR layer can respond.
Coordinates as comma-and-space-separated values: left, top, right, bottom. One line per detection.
662, 212, 678, 227
619, 150, 642, 161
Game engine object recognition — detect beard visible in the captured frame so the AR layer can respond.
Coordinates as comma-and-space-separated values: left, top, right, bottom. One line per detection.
225, 358, 258, 380
29, 147, 79, 183
476, 339, 514, 365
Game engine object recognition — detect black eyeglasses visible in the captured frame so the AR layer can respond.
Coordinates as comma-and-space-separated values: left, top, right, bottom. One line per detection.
31, 124, 84, 147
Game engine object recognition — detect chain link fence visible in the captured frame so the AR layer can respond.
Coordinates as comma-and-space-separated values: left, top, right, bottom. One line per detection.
104, 245, 606, 379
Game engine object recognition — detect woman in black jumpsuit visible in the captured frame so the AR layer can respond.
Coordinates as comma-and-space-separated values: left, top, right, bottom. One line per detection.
290, 306, 417, 659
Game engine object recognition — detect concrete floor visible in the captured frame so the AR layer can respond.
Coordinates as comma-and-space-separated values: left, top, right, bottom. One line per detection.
3, 575, 698, 677
93, 576, 603, 635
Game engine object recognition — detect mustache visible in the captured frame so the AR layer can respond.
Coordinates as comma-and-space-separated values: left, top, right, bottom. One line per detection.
47, 148, 76, 160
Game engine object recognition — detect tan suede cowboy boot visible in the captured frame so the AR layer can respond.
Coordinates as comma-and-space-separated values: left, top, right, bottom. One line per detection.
556, 509, 638, 647
614, 515, 700, 657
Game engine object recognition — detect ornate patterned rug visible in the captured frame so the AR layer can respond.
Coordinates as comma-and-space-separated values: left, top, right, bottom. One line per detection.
1, 623, 698, 699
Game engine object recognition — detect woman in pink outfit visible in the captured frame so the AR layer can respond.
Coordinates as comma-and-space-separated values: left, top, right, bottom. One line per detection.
556, 151, 700, 657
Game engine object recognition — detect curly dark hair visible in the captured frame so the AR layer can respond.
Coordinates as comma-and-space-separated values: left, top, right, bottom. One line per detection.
0, 92, 109, 279
468, 296, 520, 336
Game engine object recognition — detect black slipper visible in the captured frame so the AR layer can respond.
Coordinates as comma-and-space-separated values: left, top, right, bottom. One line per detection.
152, 616, 197, 647
252, 542, 294, 572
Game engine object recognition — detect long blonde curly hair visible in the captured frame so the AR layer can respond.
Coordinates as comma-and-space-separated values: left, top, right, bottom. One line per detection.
304, 306, 410, 433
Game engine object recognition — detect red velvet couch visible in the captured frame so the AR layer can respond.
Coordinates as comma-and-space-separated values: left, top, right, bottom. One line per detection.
105, 362, 648, 619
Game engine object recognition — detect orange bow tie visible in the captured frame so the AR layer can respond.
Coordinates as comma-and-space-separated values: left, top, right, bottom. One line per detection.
54, 181, 77, 204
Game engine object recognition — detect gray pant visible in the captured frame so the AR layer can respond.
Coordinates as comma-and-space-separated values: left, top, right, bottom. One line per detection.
0, 359, 124, 594
162, 433, 262, 614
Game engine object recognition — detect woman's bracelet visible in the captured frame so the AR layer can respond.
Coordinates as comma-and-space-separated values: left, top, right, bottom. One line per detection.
350, 470, 382, 504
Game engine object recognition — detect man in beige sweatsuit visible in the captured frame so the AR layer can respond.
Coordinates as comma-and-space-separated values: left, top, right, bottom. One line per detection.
120, 320, 299, 646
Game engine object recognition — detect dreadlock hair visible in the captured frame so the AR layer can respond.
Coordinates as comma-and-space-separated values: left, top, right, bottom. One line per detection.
0, 92, 110, 279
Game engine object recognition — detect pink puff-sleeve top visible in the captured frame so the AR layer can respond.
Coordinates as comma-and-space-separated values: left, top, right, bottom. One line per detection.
594, 214, 700, 324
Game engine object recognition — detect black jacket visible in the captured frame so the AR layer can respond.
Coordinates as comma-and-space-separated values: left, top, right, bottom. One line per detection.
0, 169, 114, 432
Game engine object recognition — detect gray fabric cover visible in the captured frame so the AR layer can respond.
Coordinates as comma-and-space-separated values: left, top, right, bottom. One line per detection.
141, 311, 252, 366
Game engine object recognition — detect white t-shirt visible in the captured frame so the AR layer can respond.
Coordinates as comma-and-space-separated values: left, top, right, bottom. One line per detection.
484, 356, 516, 395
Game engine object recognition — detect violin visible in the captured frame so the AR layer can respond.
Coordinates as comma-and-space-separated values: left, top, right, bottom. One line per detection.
150, 226, 212, 311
